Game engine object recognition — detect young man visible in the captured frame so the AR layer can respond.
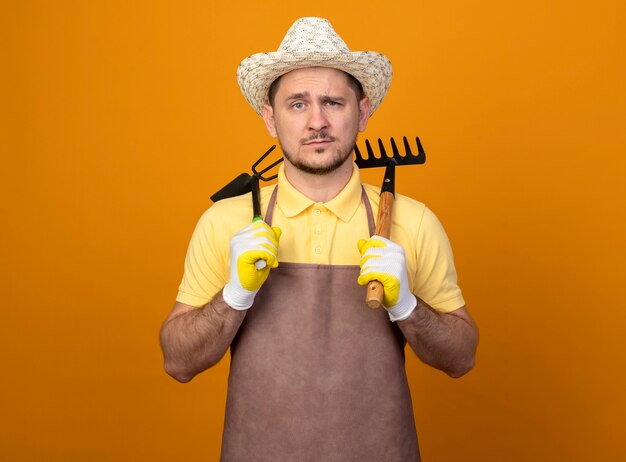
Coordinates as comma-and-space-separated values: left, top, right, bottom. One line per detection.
161, 17, 478, 461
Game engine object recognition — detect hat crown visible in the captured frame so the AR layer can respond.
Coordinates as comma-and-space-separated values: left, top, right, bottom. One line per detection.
278, 17, 351, 53
237, 17, 392, 116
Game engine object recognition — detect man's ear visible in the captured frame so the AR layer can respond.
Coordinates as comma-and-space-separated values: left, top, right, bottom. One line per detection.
358, 97, 371, 132
262, 104, 278, 138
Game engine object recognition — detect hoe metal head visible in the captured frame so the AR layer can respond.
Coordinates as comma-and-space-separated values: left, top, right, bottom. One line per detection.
210, 145, 283, 203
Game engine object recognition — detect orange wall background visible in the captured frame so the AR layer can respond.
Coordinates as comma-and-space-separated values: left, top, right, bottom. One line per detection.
2, 1, 625, 460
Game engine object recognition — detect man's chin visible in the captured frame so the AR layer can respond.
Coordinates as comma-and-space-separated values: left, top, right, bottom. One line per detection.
282, 141, 356, 176
288, 157, 350, 176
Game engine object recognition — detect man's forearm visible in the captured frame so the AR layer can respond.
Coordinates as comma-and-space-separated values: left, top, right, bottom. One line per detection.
397, 300, 478, 378
160, 292, 246, 382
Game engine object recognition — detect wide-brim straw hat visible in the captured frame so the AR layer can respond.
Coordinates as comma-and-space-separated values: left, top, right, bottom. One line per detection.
237, 17, 392, 116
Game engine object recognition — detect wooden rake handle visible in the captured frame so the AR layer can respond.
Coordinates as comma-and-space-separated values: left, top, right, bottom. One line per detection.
366, 190, 394, 309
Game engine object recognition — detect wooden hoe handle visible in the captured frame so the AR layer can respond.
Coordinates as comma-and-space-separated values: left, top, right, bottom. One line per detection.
365, 191, 394, 309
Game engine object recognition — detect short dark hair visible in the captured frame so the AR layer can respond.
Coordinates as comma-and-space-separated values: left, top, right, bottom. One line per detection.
267, 70, 364, 107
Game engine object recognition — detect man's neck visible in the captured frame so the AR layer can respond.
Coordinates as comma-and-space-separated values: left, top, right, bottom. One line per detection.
283, 160, 353, 203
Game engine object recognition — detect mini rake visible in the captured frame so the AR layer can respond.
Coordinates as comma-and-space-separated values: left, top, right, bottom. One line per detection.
354, 136, 426, 309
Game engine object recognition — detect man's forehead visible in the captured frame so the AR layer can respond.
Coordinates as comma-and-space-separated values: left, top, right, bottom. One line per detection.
280, 66, 346, 81
274, 67, 352, 94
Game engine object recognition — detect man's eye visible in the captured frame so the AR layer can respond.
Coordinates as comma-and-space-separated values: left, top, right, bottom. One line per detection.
325, 101, 340, 106
292, 102, 304, 109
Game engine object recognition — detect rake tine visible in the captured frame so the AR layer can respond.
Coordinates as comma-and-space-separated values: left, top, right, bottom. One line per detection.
354, 143, 364, 162
377, 138, 387, 159
390, 137, 401, 157
415, 136, 426, 163
365, 139, 375, 159
403, 136, 413, 156
416, 136, 425, 155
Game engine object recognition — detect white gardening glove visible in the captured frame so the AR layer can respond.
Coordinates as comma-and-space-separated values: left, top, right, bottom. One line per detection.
357, 236, 417, 322
223, 221, 281, 310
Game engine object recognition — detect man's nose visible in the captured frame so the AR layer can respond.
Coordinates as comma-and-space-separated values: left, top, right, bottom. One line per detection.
307, 105, 329, 131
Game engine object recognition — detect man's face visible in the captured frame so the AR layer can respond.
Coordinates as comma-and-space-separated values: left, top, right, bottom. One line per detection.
262, 67, 371, 176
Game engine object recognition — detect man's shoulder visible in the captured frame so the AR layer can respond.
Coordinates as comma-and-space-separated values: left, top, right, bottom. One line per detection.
361, 182, 448, 239
197, 184, 278, 227
194, 192, 256, 237
362, 183, 427, 213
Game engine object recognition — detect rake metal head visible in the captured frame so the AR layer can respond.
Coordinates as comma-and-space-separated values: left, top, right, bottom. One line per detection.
354, 136, 426, 169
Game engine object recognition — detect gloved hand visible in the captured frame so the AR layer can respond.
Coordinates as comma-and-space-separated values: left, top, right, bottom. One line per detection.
223, 221, 281, 310
357, 236, 417, 321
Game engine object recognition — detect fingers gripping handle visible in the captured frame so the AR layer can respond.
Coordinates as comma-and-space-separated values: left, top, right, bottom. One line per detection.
366, 191, 394, 309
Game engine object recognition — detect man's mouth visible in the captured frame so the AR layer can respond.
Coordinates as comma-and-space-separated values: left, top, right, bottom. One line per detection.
303, 138, 335, 145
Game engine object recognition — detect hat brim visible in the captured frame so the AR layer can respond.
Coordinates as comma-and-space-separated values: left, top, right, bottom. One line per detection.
237, 51, 392, 116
